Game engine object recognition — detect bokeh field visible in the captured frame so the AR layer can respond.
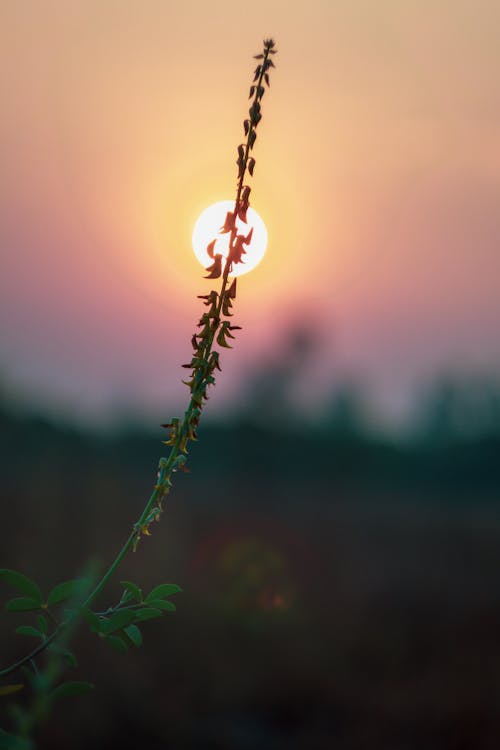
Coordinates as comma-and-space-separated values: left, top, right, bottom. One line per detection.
1, 365, 500, 749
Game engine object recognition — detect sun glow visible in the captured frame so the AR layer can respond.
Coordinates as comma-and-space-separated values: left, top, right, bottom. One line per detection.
192, 200, 267, 277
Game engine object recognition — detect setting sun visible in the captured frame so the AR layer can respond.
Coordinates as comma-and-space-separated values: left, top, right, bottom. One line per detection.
192, 200, 267, 277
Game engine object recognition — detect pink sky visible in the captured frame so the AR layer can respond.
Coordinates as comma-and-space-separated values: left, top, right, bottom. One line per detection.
1, 1, 499, 423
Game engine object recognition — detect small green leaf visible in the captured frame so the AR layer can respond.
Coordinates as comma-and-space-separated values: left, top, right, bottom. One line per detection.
62, 649, 78, 668
5, 597, 41, 613
105, 635, 128, 654
37, 615, 48, 635
15, 626, 42, 639
147, 599, 176, 612
120, 580, 142, 603
47, 644, 78, 668
101, 609, 136, 635
47, 579, 85, 607
145, 584, 182, 603
0, 683, 24, 697
0, 569, 42, 602
134, 607, 162, 622
124, 624, 142, 647
50, 681, 94, 701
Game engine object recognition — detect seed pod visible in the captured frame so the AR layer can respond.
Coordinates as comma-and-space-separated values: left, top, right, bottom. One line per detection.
204, 255, 223, 279
206, 239, 216, 259
220, 211, 236, 234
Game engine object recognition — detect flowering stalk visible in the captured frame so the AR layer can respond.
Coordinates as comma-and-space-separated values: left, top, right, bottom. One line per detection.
147, 36, 278, 541
0, 38, 277, 684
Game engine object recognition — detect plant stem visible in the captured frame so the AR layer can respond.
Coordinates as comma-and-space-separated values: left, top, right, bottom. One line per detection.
0, 38, 277, 680
0, 628, 63, 678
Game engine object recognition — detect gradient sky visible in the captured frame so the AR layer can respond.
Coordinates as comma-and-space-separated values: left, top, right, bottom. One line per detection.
1, 1, 499, 423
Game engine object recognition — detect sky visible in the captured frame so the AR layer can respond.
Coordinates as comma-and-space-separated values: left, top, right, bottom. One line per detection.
1, 1, 499, 424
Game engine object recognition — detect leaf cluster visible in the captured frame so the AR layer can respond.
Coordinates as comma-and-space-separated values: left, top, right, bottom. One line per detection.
82, 581, 182, 654
0, 570, 181, 671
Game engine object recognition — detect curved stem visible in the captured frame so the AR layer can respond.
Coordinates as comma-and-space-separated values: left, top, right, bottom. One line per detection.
0, 38, 276, 680
0, 627, 63, 678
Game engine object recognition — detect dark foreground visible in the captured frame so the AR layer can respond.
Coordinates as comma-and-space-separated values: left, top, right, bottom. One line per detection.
1, 400, 500, 749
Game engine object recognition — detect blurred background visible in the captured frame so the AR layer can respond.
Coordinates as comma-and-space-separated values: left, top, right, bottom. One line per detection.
1, 1, 500, 748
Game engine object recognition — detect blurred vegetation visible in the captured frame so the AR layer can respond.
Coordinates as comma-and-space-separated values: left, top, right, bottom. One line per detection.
1, 359, 500, 748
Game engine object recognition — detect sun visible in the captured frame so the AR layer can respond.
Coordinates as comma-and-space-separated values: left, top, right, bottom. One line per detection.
192, 200, 267, 277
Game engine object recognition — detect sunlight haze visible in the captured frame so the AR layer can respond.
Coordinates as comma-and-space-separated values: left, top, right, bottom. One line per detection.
1, 1, 499, 422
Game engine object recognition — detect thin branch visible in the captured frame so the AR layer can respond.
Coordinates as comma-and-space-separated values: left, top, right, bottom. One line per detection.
0, 626, 64, 678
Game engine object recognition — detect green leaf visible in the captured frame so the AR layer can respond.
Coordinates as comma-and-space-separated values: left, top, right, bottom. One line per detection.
0, 684, 24, 697
80, 607, 101, 633
5, 597, 41, 613
37, 615, 48, 635
120, 580, 142, 603
15, 626, 42, 639
145, 584, 182, 603
124, 624, 142, 647
61, 650, 77, 668
50, 681, 94, 701
48, 644, 78, 668
101, 609, 136, 635
0, 569, 41, 603
104, 635, 128, 654
147, 599, 176, 612
134, 607, 162, 622
47, 579, 85, 607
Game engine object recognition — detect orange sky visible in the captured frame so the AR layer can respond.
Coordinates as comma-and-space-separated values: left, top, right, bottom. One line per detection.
1, 1, 499, 423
